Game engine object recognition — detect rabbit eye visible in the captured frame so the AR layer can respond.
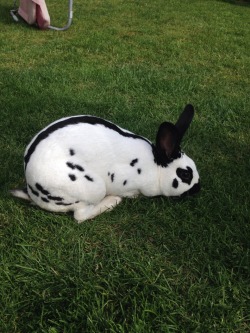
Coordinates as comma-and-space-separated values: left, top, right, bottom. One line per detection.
176, 167, 193, 185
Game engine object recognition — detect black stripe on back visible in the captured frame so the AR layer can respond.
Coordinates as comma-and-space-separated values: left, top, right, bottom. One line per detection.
24, 116, 151, 169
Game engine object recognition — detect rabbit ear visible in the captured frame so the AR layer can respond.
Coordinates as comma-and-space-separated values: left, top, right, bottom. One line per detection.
175, 104, 194, 140
155, 122, 180, 158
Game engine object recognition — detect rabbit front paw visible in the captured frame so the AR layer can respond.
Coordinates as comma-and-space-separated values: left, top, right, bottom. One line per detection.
74, 196, 122, 222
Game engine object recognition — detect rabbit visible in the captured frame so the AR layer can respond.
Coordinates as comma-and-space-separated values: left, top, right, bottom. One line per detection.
11, 104, 200, 222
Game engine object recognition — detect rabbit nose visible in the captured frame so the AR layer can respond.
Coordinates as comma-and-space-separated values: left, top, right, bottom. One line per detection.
180, 181, 201, 198
189, 181, 201, 195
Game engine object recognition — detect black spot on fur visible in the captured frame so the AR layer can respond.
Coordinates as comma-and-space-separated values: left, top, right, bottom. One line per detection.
137, 168, 141, 174
69, 174, 76, 181
85, 175, 94, 182
172, 178, 179, 189
36, 183, 50, 195
123, 180, 127, 186
55, 202, 73, 206
41, 197, 49, 203
176, 166, 193, 185
48, 195, 63, 201
130, 158, 138, 166
75, 165, 84, 172
66, 162, 75, 169
111, 173, 115, 182
66, 162, 84, 172
28, 185, 39, 197
69, 149, 75, 156
108, 172, 110, 176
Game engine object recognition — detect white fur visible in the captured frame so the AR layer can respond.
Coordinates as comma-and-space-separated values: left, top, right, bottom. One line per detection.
12, 106, 200, 222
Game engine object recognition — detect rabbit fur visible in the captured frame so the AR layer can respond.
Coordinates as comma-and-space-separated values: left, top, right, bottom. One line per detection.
11, 104, 200, 222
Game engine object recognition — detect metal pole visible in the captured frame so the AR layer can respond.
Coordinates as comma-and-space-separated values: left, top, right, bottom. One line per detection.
48, 0, 73, 31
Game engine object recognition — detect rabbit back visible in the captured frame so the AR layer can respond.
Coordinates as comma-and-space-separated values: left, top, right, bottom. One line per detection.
24, 116, 157, 211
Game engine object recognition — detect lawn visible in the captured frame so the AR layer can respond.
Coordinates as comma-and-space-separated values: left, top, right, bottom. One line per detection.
0, 0, 249, 332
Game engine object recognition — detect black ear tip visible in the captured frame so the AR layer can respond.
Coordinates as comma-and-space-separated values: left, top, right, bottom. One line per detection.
175, 104, 195, 137
184, 104, 195, 114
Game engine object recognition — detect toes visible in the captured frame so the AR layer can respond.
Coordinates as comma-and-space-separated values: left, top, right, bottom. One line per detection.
103, 196, 122, 210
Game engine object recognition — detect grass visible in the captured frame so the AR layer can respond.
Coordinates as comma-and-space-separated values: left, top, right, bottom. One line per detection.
0, 0, 250, 332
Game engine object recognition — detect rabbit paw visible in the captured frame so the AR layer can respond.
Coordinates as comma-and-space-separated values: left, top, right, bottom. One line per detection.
74, 196, 122, 222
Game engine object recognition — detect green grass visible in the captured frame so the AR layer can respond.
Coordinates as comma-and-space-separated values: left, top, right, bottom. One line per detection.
0, 0, 250, 332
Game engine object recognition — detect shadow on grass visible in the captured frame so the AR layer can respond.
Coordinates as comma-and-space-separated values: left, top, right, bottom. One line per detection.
220, 0, 250, 6
0, 4, 18, 24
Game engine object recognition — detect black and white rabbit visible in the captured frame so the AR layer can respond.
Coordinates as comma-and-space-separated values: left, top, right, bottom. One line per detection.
11, 104, 200, 222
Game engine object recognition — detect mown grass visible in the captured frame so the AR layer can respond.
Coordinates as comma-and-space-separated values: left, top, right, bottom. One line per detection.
0, 0, 250, 332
